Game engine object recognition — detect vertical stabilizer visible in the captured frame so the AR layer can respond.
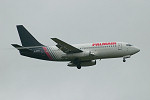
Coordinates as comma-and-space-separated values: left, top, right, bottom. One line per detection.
16, 25, 44, 47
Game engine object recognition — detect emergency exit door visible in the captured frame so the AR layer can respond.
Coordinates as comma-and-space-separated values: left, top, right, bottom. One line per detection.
118, 43, 122, 50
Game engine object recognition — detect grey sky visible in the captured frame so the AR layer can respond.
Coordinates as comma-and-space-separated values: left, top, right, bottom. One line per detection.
0, 0, 150, 100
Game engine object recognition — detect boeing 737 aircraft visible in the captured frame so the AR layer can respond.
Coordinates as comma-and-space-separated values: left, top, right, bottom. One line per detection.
12, 25, 140, 69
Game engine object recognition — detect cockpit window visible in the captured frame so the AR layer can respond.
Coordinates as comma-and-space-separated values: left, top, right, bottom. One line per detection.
126, 44, 133, 46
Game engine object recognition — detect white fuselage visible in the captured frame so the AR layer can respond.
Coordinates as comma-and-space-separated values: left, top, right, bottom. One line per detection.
45, 42, 140, 61
13, 25, 140, 69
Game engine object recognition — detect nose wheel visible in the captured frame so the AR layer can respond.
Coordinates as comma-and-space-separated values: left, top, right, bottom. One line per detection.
123, 58, 126, 62
123, 55, 131, 62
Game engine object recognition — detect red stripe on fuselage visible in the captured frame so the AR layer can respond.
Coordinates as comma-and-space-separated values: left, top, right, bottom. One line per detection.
42, 47, 53, 60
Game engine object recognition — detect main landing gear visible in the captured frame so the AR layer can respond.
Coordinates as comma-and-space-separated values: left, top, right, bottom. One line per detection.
77, 64, 81, 69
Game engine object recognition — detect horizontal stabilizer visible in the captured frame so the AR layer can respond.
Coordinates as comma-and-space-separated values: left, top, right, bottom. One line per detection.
11, 44, 33, 52
11, 44, 22, 49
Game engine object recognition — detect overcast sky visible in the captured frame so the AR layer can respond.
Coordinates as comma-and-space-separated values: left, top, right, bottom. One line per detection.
0, 0, 150, 100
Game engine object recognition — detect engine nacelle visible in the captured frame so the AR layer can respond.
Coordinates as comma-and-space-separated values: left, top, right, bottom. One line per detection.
62, 51, 94, 59
68, 60, 96, 67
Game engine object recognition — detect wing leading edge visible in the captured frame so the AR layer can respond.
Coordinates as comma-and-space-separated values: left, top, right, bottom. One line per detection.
51, 38, 83, 53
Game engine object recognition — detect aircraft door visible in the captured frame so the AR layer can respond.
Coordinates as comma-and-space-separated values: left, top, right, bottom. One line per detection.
118, 43, 122, 50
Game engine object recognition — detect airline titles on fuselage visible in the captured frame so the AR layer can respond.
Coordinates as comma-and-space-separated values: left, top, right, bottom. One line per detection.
92, 42, 116, 46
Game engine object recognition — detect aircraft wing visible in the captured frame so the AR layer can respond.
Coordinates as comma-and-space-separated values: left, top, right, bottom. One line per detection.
51, 38, 83, 53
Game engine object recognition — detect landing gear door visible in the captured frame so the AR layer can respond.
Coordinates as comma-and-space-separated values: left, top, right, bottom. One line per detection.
118, 43, 122, 50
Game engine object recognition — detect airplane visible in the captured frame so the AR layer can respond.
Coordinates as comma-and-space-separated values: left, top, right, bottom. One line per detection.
11, 25, 140, 69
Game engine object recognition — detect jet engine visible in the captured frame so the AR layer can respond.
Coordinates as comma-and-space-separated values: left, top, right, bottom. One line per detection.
68, 60, 96, 67
62, 51, 95, 59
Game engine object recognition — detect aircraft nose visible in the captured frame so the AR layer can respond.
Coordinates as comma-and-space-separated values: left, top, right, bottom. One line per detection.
134, 47, 140, 53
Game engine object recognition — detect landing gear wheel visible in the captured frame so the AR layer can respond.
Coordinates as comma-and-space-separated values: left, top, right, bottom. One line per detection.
77, 65, 81, 69
123, 55, 131, 62
123, 59, 126, 62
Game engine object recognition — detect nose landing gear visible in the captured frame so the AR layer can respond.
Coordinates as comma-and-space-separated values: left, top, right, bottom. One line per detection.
123, 55, 131, 62
123, 58, 126, 62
